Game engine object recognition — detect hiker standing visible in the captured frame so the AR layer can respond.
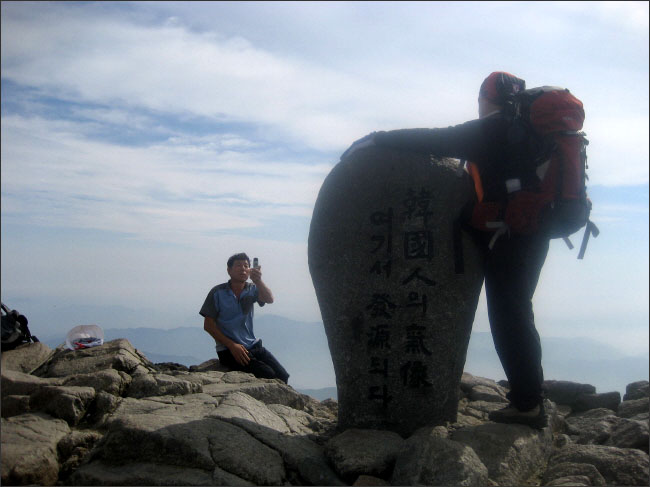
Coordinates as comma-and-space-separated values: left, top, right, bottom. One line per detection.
200, 252, 290, 383
342, 72, 554, 428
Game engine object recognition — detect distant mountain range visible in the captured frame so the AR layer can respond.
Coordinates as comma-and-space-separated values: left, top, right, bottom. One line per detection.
38, 314, 648, 400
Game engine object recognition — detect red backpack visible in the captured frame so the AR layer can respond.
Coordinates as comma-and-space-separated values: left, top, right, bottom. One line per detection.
465, 86, 599, 258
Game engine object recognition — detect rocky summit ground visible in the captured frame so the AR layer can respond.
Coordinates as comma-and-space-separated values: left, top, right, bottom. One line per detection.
1, 339, 648, 486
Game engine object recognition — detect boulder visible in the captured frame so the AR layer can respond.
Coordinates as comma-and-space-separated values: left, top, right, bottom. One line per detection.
36, 338, 153, 378
1, 342, 55, 374
226, 407, 343, 486
605, 417, 649, 452
62, 368, 132, 396
325, 428, 405, 481
126, 371, 202, 398
98, 394, 286, 485
542, 462, 606, 486
29, 385, 96, 426
57, 429, 103, 479
618, 397, 649, 419
1, 368, 63, 397
308, 147, 484, 435
392, 433, 488, 486
543, 380, 596, 407
1, 394, 31, 418
1, 413, 71, 485
548, 444, 649, 486
353, 475, 390, 486
189, 358, 230, 373
69, 461, 221, 486
624, 380, 650, 401
468, 384, 508, 403
213, 391, 293, 434
572, 392, 621, 413
565, 408, 649, 451
451, 421, 553, 485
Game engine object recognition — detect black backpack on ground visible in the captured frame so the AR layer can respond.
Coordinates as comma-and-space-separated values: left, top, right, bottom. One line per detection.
1, 302, 39, 352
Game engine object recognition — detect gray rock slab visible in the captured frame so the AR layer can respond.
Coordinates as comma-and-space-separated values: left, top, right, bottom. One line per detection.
450, 422, 553, 485
1, 394, 31, 418
1, 342, 55, 374
566, 408, 621, 444
240, 381, 308, 409
209, 427, 286, 486
100, 393, 286, 485
58, 430, 104, 480
126, 371, 202, 398
460, 372, 508, 397
308, 148, 484, 435
392, 434, 488, 486
544, 475, 593, 486
325, 428, 405, 481
542, 462, 607, 486
468, 384, 508, 403
605, 417, 649, 452
548, 444, 649, 486
565, 407, 649, 451
1, 368, 64, 397
62, 368, 132, 396
228, 417, 345, 486
212, 391, 292, 434
353, 474, 390, 486
572, 391, 621, 413
543, 380, 596, 407
29, 385, 96, 426
69, 460, 227, 486
460, 372, 502, 389
1, 412, 71, 485
190, 358, 230, 373
624, 380, 649, 401
618, 397, 649, 418
37, 338, 153, 378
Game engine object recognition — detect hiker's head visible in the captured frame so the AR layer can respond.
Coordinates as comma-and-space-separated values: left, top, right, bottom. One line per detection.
227, 253, 251, 269
478, 71, 525, 118
227, 252, 251, 283
228, 252, 251, 269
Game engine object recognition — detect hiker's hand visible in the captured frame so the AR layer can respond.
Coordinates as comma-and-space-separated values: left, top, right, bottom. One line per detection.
229, 343, 251, 365
340, 132, 377, 160
249, 266, 262, 284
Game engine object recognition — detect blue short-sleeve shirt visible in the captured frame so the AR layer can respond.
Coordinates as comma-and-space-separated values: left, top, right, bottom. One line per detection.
199, 281, 265, 351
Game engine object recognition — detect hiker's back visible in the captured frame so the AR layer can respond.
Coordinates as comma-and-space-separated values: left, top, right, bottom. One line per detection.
467, 85, 599, 257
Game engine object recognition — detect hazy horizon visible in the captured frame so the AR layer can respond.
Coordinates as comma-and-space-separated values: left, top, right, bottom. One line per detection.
30, 309, 648, 398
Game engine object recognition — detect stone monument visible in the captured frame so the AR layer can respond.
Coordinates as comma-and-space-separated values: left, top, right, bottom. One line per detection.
308, 146, 485, 436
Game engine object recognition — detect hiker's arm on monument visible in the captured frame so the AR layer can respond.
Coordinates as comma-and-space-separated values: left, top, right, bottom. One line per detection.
342, 117, 498, 162
373, 119, 488, 159
203, 316, 251, 365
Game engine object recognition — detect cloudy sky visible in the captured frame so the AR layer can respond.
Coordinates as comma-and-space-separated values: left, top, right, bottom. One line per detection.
1, 1, 648, 358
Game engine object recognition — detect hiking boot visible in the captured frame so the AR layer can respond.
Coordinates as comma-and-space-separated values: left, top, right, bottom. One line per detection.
488, 403, 547, 430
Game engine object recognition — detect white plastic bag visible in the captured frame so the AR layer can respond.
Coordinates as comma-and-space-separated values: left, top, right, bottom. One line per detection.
65, 324, 104, 350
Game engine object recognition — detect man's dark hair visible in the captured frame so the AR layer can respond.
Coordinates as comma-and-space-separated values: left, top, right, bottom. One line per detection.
227, 253, 250, 268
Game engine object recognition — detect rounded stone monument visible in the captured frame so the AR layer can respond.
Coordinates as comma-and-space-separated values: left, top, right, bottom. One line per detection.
308, 146, 485, 436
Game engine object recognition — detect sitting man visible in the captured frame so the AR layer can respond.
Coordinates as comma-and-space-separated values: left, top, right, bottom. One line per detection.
200, 252, 289, 383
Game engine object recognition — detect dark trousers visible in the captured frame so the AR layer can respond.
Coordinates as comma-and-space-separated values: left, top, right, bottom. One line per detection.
482, 232, 549, 411
217, 340, 290, 384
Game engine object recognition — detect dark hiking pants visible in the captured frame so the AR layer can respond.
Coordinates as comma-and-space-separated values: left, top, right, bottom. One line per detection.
218, 340, 290, 384
483, 232, 549, 411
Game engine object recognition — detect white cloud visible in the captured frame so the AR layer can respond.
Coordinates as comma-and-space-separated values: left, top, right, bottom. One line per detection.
585, 116, 649, 186
0, 114, 330, 244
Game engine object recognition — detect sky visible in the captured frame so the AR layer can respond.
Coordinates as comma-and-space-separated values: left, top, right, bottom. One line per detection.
1, 1, 648, 360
